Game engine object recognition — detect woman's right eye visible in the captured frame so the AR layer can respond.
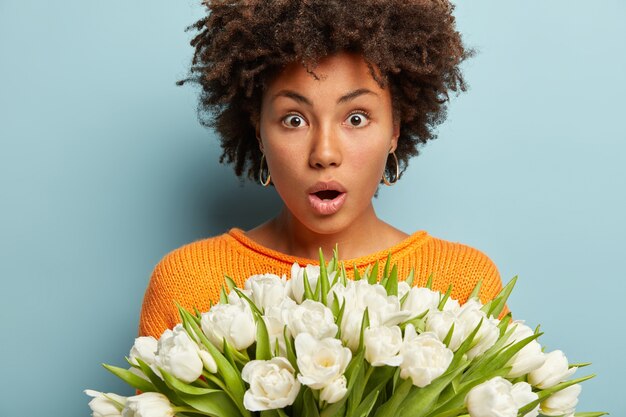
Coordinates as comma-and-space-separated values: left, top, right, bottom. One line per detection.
282, 114, 308, 128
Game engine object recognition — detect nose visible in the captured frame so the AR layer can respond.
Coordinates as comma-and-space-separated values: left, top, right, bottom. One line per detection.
308, 126, 342, 169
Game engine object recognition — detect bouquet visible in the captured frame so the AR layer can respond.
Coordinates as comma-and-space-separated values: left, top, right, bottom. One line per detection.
86, 250, 606, 417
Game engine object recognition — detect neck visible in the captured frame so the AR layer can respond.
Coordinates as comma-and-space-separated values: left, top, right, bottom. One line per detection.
267, 204, 395, 261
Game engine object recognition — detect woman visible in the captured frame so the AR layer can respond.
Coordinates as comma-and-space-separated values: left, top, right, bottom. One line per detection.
139, 0, 506, 339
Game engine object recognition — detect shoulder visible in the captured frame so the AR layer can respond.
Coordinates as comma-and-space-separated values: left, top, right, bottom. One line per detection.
418, 233, 503, 303
139, 231, 237, 338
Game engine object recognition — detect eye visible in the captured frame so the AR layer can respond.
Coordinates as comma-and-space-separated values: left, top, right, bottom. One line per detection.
282, 114, 308, 128
345, 111, 371, 128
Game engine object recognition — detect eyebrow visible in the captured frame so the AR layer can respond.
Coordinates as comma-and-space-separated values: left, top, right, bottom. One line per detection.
272, 88, 378, 106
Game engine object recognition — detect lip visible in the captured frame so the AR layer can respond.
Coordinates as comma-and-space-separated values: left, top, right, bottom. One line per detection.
307, 181, 347, 216
306, 181, 347, 195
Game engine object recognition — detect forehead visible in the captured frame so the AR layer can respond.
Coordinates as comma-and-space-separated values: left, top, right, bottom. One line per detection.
264, 51, 388, 98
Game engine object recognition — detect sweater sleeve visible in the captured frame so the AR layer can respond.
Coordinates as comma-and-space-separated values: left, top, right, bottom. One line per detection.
138, 254, 182, 338
472, 248, 510, 319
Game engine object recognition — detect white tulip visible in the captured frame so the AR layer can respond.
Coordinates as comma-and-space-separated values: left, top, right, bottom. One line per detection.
320, 375, 348, 404
338, 308, 365, 352
290, 263, 321, 303
465, 377, 517, 417
262, 298, 296, 356
425, 309, 467, 351
400, 325, 453, 387
85, 390, 125, 417
201, 301, 256, 351
397, 281, 411, 300
121, 392, 175, 417
155, 324, 210, 382
511, 381, 540, 417
129, 336, 158, 367
424, 298, 498, 357
227, 287, 252, 305
364, 326, 403, 366
457, 299, 499, 359
329, 280, 410, 351
540, 384, 581, 417
528, 350, 577, 389
295, 332, 352, 390
241, 357, 300, 411
401, 287, 441, 317
284, 299, 337, 340
504, 321, 545, 378
244, 273, 289, 312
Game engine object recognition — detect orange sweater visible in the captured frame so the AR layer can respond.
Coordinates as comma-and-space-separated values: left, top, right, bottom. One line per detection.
139, 228, 508, 338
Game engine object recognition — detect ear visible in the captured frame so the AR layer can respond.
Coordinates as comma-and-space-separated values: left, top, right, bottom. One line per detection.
255, 123, 264, 153
389, 121, 400, 153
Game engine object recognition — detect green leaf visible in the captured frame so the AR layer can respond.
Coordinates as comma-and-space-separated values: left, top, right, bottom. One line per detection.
233, 288, 263, 316
484, 276, 517, 318
427, 406, 467, 417
319, 248, 330, 305
284, 326, 299, 373
220, 285, 228, 304
425, 272, 434, 289
573, 413, 609, 417
357, 308, 370, 353
347, 359, 367, 416
464, 332, 543, 384
303, 388, 321, 417
398, 359, 471, 417
383, 252, 392, 280
303, 268, 315, 301
405, 268, 415, 287
570, 362, 592, 368
335, 299, 347, 340
438, 285, 453, 310
353, 264, 361, 281
364, 365, 396, 392
321, 400, 347, 417
385, 265, 398, 297
177, 390, 244, 417
255, 313, 272, 360
369, 261, 379, 284
102, 364, 155, 393
468, 279, 482, 301
353, 388, 380, 417
442, 322, 455, 349
135, 359, 180, 402
340, 262, 348, 286
518, 374, 595, 416
160, 367, 221, 396
224, 275, 238, 292
177, 308, 251, 417
372, 377, 412, 417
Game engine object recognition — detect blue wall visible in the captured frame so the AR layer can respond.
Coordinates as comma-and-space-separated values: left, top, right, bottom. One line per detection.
0, 1, 623, 415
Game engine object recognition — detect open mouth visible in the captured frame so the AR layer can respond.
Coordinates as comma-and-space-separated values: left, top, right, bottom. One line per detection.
314, 190, 341, 201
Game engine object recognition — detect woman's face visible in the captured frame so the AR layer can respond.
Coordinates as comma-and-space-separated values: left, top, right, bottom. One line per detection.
257, 51, 400, 235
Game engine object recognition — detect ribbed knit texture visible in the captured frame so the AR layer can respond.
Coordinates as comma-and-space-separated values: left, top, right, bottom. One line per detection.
139, 228, 509, 338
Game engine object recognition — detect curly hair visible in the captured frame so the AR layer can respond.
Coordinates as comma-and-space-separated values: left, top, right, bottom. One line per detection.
177, 0, 475, 183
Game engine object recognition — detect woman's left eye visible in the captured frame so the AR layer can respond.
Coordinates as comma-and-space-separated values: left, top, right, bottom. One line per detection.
345, 111, 371, 128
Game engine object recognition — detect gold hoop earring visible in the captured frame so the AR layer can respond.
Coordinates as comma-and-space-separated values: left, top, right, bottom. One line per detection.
382, 152, 399, 186
259, 154, 271, 187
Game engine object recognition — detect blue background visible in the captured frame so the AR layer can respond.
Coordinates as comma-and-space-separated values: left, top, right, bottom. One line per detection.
0, 1, 623, 415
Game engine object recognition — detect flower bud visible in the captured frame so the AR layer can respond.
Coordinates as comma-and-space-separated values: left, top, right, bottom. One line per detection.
528, 350, 576, 389
540, 384, 581, 416
465, 377, 517, 417
242, 357, 300, 411
85, 390, 125, 417
121, 392, 174, 417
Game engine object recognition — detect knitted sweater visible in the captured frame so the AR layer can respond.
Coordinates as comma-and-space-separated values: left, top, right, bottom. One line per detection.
138, 228, 508, 338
